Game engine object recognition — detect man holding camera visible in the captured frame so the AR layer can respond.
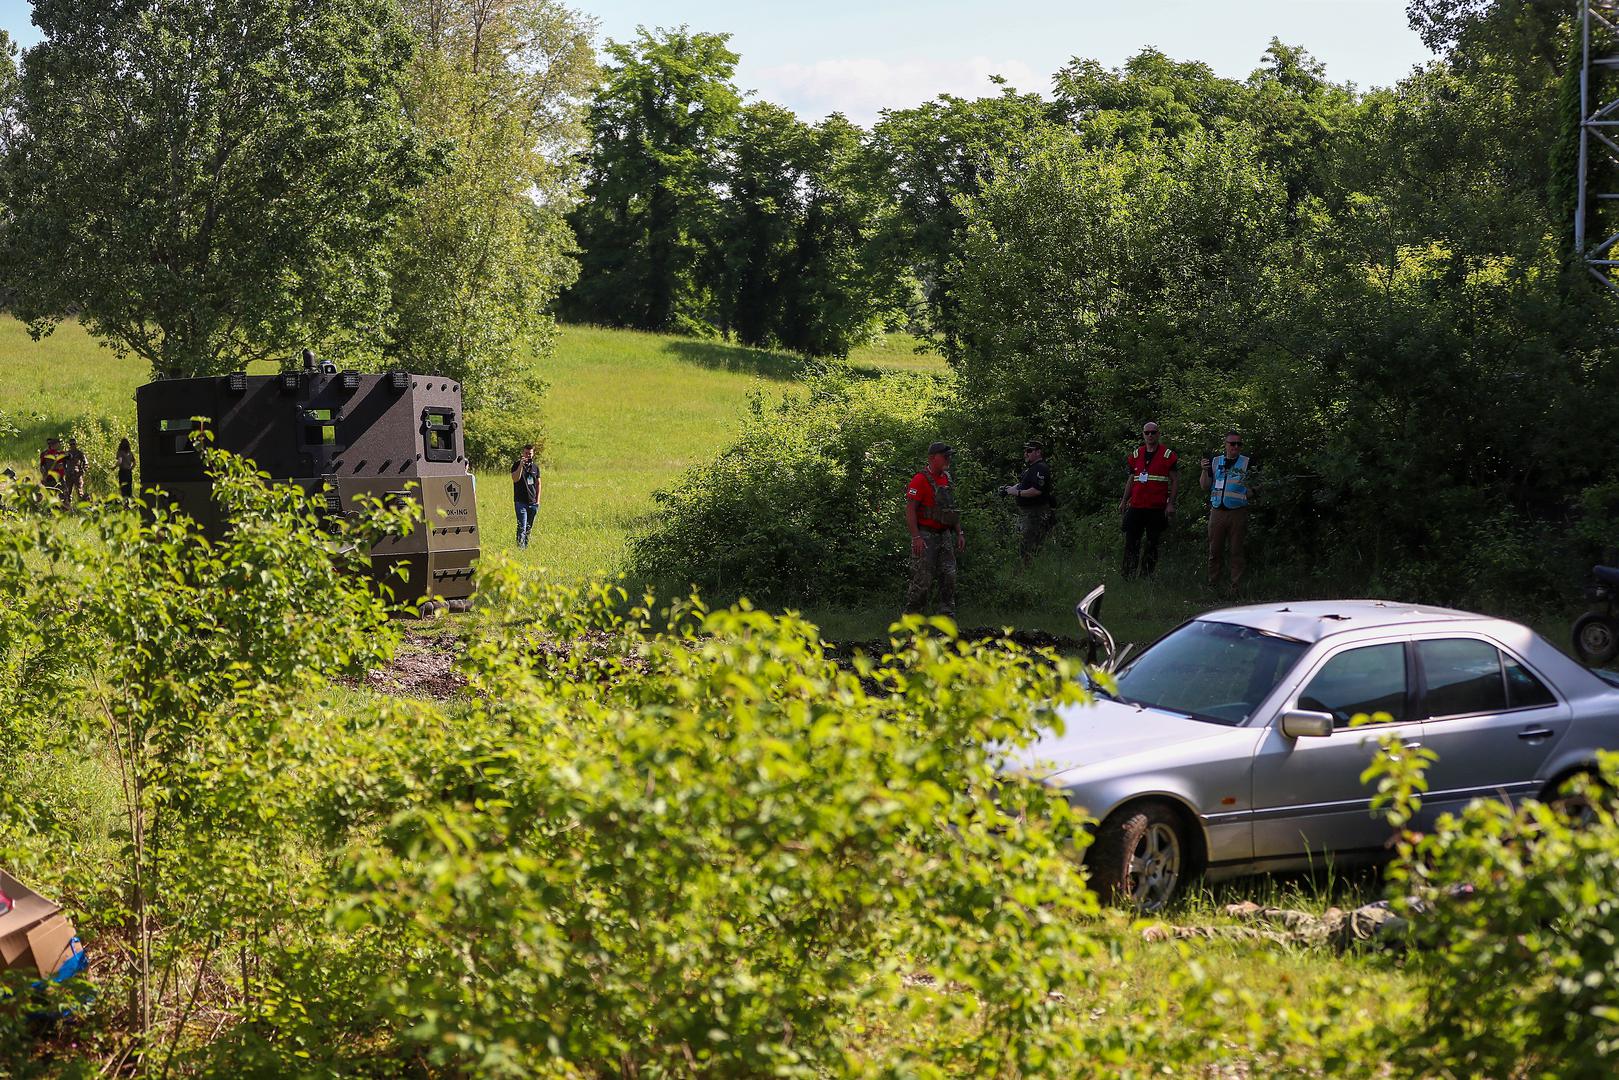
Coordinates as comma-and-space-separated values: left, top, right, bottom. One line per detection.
1201, 430, 1253, 589
1000, 439, 1055, 566
905, 441, 964, 620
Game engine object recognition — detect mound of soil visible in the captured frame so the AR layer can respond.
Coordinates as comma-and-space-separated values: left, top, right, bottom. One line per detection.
360, 631, 465, 699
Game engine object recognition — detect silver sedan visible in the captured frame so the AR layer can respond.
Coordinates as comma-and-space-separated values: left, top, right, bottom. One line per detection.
1011, 599, 1619, 908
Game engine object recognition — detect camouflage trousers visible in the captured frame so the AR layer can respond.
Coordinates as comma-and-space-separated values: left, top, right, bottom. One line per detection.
904, 529, 957, 619
1018, 505, 1055, 560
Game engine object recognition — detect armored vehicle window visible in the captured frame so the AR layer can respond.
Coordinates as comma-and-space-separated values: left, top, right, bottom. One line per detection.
423, 408, 457, 463
159, 418, 201, 455
302, 408, 337, 446
1417, 639, 1508, 718
1298, 643, 1408, 728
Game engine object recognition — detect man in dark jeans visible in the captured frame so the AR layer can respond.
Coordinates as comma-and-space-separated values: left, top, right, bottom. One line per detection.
1118, 421, 1179, 578
510, 443, 541, 549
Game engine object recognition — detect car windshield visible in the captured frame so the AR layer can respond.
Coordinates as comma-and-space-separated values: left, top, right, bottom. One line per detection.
1111, 620, 1309, 725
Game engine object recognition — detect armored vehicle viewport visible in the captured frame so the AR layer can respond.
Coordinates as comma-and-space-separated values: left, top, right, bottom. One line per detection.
135, 367, 478, 606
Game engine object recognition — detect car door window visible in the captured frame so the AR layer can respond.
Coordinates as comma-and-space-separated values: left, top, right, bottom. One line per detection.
1297, 643, 1408, 728
1504, 656, 1556, 709
1418, 639, 1509, 718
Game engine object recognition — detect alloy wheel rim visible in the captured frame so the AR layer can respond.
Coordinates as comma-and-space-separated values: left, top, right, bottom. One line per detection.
1127, 822, 1181, 908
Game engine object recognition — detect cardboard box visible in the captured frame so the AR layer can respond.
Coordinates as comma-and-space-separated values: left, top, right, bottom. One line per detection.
0, 869, 79, 978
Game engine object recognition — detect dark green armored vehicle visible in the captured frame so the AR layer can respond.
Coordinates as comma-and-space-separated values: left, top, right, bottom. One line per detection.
135, 361, 479, 606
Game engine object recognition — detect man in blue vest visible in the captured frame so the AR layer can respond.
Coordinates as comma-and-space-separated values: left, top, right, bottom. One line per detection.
1201, 430, 1253, 589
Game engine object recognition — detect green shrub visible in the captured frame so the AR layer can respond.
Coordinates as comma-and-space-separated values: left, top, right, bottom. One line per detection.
628, 368, 970, 605
463, 372, 548, 470
300, 567, 1098, 1075
1388, 755, 1619, 1078
65, 412, 132, 496
0, 445, 413, 1070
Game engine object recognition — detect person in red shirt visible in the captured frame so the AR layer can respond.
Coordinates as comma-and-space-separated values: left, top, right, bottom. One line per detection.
904, 441, 964, 619
39, 436, 67, 494
1117, 420, 1178, 578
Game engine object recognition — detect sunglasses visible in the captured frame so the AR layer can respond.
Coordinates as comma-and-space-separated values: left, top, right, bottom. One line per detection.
1227, 441, 1242, 446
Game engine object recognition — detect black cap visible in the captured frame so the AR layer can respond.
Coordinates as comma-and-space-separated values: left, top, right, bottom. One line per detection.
1023, 439, 1044, 452
927, 441, 952, 457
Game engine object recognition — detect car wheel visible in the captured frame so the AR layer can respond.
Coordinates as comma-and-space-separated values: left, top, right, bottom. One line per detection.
1088, 801, 1188, 911
1543, 770, 1610, 826
1573, 614, 1619, 666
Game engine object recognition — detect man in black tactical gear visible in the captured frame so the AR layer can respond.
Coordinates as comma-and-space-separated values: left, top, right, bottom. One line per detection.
1000, 439, 1055, 566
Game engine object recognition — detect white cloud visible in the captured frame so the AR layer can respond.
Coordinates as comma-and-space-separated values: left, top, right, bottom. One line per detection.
745, 56, 1046, 126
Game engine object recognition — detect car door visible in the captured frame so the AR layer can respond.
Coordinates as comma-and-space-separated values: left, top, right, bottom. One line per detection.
1412, 636, 1573, 824
1249, 639, 1423, 862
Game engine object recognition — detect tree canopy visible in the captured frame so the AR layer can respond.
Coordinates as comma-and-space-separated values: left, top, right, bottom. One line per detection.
1, 0, 426, 376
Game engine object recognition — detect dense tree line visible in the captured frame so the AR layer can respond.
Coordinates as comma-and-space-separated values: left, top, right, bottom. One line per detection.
628, 1, 1619, 608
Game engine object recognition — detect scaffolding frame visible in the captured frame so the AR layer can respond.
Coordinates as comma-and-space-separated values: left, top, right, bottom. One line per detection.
1579, 0, 1619, 295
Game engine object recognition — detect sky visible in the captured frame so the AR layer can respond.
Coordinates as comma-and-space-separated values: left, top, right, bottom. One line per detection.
0, 0, 1437, 127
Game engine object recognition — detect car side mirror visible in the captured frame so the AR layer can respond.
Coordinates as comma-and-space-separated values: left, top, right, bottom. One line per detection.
1280, 709, 1335, 739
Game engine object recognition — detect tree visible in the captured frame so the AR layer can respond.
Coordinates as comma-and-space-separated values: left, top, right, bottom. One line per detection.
866, 87, 1056, 355
717, 101, 809, 347
563, 26, 741, 334
776, 114, 901, 358
0, 0, 427, 377
389, 0, 598, 466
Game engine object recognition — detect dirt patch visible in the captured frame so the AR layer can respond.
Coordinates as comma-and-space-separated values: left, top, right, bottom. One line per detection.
359, 631, 465, 700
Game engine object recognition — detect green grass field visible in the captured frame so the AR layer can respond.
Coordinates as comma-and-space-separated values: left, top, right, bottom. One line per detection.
0, 317, 946, 587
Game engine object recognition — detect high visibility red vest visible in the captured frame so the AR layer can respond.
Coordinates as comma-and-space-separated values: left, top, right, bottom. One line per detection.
1126, 444, 1177, 510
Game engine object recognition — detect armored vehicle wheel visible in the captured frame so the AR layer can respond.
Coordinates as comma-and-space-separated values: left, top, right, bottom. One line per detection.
1573, 613, 1619, 666
1087, 800, 1188, 911
419, 599, 449, 619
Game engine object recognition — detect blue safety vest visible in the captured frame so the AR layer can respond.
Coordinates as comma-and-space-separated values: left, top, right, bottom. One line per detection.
1210, 454, 1250, 509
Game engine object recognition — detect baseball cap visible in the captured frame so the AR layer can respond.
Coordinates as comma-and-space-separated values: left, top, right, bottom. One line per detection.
926, 441, 952, 457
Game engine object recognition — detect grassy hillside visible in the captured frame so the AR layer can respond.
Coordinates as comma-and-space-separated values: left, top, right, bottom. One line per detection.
0, 318, 945, 587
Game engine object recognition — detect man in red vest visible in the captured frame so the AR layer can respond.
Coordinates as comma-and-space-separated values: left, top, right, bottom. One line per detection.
1117, 420, 1178, 578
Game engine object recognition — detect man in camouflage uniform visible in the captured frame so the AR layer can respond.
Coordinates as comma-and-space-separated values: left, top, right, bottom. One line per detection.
904, 441, 964, 620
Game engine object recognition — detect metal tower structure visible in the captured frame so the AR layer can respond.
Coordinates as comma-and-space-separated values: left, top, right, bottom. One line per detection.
1579, 0, 1619, 295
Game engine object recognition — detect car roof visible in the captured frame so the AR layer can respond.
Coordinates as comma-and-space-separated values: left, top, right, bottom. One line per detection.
1196, 599, 1488, 643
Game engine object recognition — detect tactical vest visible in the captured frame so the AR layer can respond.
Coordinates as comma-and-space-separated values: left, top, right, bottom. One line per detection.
921, 471, 961, 528
1210, 454, 1250, 510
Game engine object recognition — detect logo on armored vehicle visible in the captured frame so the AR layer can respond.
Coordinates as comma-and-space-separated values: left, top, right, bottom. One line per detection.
445, 481, 461, 505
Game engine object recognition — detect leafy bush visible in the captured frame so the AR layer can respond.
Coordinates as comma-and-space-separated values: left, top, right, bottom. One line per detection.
65, 412, 133, 496
629, 368, 973, 605
304, 569, 1098, 1075
1388, 755, 1619, 1078
0, 445, 414, 1069
462, 372, 548, 470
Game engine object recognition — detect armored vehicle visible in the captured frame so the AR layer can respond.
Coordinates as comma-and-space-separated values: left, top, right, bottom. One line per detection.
135, 364, 478, 606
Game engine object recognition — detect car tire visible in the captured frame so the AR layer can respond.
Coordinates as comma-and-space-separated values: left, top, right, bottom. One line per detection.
1087, 800, 1188, 911
1542, 769, 1611, 826
1573, 613, 1619, 666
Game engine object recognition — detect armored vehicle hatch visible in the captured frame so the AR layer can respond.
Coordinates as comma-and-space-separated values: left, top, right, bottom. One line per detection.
135, 369, 478, 604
